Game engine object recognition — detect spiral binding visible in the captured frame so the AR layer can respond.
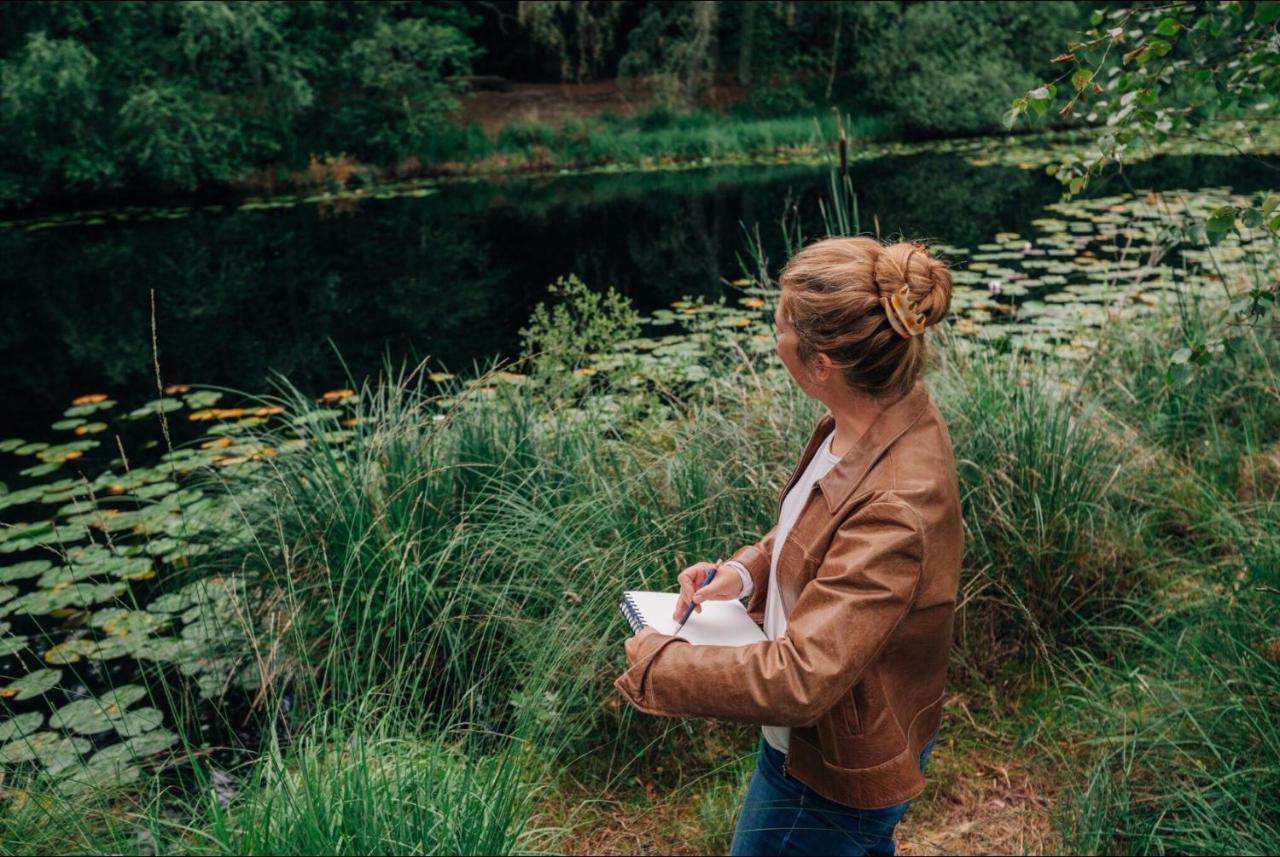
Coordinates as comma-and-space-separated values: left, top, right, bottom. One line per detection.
619, 592, 646, 633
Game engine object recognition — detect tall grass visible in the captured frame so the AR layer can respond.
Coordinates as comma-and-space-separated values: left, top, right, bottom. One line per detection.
929, 335, 1144, 680
191, 717, 537, 856
1039, 283, 1280, 854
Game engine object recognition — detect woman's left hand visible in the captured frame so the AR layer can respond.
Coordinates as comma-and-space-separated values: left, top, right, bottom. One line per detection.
624, 626, 665, 666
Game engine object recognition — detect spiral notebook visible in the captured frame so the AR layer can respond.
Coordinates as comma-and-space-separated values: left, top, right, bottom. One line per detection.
619, 591, 767, 646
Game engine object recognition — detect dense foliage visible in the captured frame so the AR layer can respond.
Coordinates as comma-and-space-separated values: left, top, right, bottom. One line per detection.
0, 0, 1098, 208
1009, 0, 1280, 371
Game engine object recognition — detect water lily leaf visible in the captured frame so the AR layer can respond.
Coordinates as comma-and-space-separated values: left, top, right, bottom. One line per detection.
143, 537, 179, 556
132, 481, 179, 500
0, 439, 26, 453
127, 398, 183, 420
0, 712, 42, 741
20, 461, 63, 478
51, 418, 85, 431
147, 590, 198, 614
14, 442, 49, 455
2, 668, 62, 700
2, 582, 126, 617
99, 684, 149, 711
72, 423, 108, 436
91, 608, 168, 636
0, 585, 15, 605
64, 400, 115, 418
81, 635, 144, 660
86, 729, 178, 770
132, 636, 204, 662
38, 563, 100, 588
182, 391, 223, 409
112, 707, 164, 738
0, 631, 27, 656
51, 756, 142, 795
49, 698, 121, 735
43, 638, 99, 664
0, 731, 89, 770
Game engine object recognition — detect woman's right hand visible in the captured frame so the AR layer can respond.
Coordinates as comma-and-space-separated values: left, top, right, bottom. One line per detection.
672, 561, 744, 621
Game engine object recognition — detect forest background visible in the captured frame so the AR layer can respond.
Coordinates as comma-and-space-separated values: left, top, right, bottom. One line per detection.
0, 0, 1103, 209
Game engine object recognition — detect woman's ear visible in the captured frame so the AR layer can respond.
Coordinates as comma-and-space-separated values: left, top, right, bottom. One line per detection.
811, 352, 835, 384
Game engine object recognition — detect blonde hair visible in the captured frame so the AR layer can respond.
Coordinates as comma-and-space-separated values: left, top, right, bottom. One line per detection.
778, 236, 953, 398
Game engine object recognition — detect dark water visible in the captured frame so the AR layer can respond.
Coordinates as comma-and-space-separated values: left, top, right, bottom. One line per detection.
2, 150, 1277, 449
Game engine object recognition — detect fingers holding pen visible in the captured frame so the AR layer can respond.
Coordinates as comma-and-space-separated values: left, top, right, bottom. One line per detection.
673, 561, 717, 620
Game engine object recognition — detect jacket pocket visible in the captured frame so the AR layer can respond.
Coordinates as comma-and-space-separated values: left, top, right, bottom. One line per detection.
838, 687, 862, 736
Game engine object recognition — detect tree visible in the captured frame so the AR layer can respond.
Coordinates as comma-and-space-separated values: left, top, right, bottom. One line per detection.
618, 1, 720, 112
344, 17, 479, 157
516, 1, 624, 83
1006, 0, 1280, 368
0, 31, 117, 199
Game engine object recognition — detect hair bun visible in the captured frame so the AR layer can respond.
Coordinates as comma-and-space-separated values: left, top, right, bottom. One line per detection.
872, 241, 953, 329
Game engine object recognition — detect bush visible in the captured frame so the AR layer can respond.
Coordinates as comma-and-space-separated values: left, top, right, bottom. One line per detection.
855, 1, 1089, 136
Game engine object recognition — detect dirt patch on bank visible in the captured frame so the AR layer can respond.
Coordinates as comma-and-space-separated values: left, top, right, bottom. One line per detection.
457, 76, 748, 136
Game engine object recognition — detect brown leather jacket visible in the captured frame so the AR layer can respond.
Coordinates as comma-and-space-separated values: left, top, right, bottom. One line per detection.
614, 378, 963, 810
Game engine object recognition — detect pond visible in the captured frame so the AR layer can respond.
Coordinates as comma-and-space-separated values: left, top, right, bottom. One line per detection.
3, 143, 1277, 459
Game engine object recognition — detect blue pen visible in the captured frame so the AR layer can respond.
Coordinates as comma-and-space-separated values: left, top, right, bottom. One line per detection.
673, 558, 721, 635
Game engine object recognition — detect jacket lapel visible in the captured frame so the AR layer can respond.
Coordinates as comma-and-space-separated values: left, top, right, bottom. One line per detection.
814, 380, 931, 513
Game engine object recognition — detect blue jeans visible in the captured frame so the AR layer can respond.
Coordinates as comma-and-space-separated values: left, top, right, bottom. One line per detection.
729, 733, 937, 856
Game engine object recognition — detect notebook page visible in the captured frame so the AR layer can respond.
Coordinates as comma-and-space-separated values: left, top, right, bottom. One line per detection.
622, 591, 766, 646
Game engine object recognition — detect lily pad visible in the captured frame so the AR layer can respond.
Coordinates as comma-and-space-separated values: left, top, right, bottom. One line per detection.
0, 630, 27, 657
0, 731, 90, 770
85, 729, 179, 769
91, 608, 168, 636
43, 638, 99, 665
113, 707, 164, 738
1, 668, 62, 700
183, 390, 223, 409
49, 687, 156, 736
127, 398, 184, 420
0, 712, 43, 742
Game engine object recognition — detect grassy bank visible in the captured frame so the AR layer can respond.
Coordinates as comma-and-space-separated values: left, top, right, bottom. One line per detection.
230, 109, 900, 197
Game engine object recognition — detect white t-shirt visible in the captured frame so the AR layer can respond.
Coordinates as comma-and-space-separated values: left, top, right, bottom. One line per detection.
725, 429, 841, 753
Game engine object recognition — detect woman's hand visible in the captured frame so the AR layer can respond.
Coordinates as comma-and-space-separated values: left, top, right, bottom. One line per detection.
672, 561, 744, 621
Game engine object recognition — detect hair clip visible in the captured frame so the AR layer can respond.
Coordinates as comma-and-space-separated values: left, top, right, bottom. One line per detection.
881, 283, 926, 338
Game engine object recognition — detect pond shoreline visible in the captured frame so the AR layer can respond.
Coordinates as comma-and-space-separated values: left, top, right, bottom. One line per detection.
0, 120, 1107, 224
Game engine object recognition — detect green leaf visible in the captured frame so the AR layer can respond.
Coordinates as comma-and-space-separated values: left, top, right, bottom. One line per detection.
1256, 2, 1280, 26
1072, 70, 1093, 92
1153, 17, 1180, 36
0, 712, 43, 742
3, 668, 62, 700
0, 731, 89, 770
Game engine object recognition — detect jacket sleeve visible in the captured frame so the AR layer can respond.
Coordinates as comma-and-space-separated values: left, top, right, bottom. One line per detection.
614, 499, 925, 728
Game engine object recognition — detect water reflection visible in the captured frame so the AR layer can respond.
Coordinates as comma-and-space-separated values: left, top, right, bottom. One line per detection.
2, 151, 1276, 445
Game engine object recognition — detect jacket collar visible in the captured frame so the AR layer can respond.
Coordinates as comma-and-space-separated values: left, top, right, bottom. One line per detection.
813, 379, 932, 513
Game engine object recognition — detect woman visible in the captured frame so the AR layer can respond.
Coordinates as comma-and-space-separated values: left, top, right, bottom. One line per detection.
614, 236, 964, 856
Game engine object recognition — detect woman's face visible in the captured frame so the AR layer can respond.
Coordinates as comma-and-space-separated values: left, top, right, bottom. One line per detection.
775, 298, 821, 398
